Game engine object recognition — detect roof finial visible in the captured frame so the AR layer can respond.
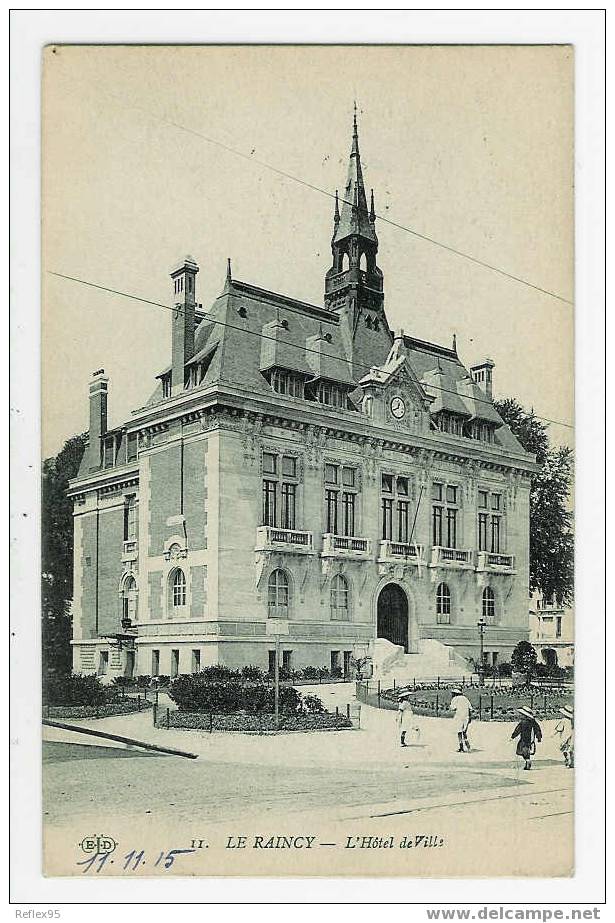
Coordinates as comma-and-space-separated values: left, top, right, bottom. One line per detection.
334, 189, 340, 223
370, 188, 376, 222
452, 333, 458, 355
351, 101, 359, 155
223, 257, 232, 293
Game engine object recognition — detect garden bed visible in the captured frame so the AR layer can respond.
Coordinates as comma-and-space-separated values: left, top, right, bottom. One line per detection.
43, 698, 153, 719
154, 710, 353, 734
382, 685, 573, 721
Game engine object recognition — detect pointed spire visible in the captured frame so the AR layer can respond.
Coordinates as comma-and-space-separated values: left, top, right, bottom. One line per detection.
370, 188, 376, 222
351, 100, 359, 156
452, 333, 458, 355
333, 106, 377, 245
223, 257, 232, 293
334, 189, 340, 223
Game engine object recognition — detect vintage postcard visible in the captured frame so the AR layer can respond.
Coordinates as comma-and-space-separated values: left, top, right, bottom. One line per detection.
40, 43, 575, 879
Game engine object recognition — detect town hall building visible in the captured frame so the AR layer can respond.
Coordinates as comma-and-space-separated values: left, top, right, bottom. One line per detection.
68, 115, 536, 682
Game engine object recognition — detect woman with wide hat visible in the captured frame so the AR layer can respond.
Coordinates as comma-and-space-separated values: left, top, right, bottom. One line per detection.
553, 705, 574, 768
511, 706, 543, 770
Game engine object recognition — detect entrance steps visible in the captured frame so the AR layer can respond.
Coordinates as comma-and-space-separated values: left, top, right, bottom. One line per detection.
370, 637, 470, 685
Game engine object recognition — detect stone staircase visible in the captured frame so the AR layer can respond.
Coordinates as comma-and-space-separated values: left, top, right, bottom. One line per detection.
370, 637, 470, 685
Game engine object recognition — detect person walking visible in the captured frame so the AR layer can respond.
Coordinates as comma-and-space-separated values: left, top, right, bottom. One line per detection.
450, 687, 472, 752
397, 692, 419, 747
553, 705, 574, 768
511, 706, 542, 770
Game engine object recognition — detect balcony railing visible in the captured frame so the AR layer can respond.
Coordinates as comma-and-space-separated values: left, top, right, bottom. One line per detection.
122, 539, 138, 561
476, 551, 516, 572
322, 533, 371, 557
378, 540, 425, 563
430, 546, 474, 567
255, 526, 314, 553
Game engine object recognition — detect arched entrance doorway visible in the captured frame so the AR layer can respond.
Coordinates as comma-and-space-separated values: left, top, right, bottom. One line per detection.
542, 648, 558, 669
377, 583, 409, 652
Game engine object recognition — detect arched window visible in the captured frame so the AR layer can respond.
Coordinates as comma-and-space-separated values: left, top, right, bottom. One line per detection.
482, 586, 496, 621
341, 252, 350, 272
359, 252, 367, 272
122, 575, 138, 623
330, 574, 350, 621
171, 569, 186, 608
436, 583, 451, 624
268, 569, 289, 618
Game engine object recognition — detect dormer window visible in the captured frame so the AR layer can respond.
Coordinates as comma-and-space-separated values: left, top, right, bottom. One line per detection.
162, 374, 171, 399
313, 381, 348, 409
270, 369, 304, 398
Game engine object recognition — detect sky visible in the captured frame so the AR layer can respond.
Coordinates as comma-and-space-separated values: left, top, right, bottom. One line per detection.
42, 44, 573, 458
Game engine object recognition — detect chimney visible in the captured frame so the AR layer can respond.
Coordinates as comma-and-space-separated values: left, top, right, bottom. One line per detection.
170, 255, 199, 395
470, 358, 495, 399
88, 369, 108, 470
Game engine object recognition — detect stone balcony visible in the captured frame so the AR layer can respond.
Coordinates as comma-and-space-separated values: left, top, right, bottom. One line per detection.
255, 526, 314, 555
121, 539, 138, 563
321, 533, 371, 559
378, 540, 426, 565
429, 546, 475, 569
476, 551, 516, 573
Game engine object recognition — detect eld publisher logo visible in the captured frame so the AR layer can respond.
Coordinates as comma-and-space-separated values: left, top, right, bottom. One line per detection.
79, 834, 117, 854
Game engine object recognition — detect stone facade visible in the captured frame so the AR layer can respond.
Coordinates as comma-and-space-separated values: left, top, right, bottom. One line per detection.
68, 116, 535, 682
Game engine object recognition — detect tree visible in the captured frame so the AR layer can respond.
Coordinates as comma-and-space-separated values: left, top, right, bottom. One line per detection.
42, 433, 87, 679
511, 640, 538, 682
494, 398, 574, 606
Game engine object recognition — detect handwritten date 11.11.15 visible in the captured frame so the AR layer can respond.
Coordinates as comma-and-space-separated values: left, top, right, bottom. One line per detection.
77, 848, 197, 874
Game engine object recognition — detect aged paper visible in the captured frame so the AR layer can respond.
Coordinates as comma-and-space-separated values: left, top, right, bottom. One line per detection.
41, 44, 574, 879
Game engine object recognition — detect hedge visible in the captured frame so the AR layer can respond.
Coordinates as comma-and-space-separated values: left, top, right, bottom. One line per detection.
169, 676, 304, 714
154, 710, 352, 733
43, 699, 153, 719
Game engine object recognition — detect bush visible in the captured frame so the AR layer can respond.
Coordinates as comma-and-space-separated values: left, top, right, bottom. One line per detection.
301, 666, 321, 681
169, 675, 303, 715
152, 675, 170, 687
43, 672, 110, 706
302, 694, 325, 714
330, 666, 343, 679
197, 665, 239, 683
136, 675, 152, 687
112, 676, 136, 688
241, 664, 265, 682
497, 662, 513, 678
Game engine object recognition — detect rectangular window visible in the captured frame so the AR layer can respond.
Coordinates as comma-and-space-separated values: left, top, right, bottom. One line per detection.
162, 375, 171, 398
103, 438, 115, 468
478, 490, 488, 509
268, 650, 276, 674
432, 482, 443, 502
381, 497, 393, 541
281, 455, 297, 478
342, 466, 355, 488
98, 651, 109, 676
446, 485, 457, 504
281, 482, 296, 530
342, 492, 355, 537
330, 650, 341, 673
432, 505, 443, 546
343, 650, 352, 676
396, 476, 409, 497
151, 650, 160, 677
326, 489, 338, 534
191, 649, 201, 673
491, 516, 501, 553
478, 512, 488, 552
556, 617, 562, 638
282, 650, 292, 672
263, 452, 277, 475
446, 508, 457, 549
397, 500, 409, 543
381, 473, 393, 494
491, 493, 501, 511
127, 433, 138, 462
263, 480, 277, 526
171, 649, 180, 679
124, 496, 137, 542
324, 463, 338, 485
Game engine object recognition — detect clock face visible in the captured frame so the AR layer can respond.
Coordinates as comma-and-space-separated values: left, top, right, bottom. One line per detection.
390, 396, 406, 419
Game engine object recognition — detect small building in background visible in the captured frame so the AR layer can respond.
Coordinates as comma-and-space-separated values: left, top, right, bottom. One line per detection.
529, 594, 574, 668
